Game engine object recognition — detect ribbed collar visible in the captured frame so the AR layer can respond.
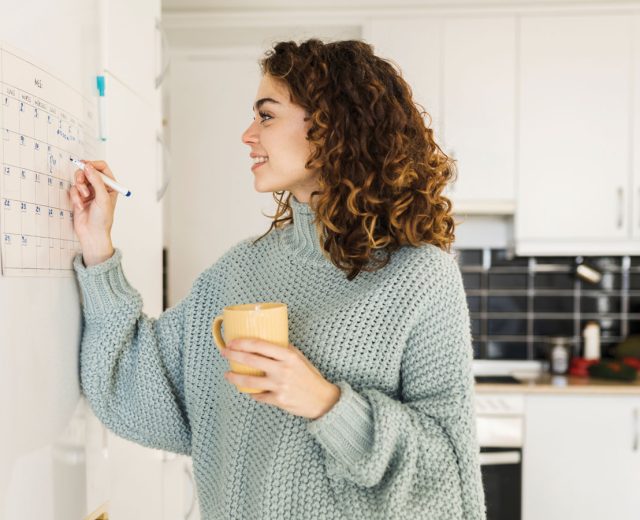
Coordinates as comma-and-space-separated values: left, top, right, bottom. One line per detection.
280, 194, 327, 263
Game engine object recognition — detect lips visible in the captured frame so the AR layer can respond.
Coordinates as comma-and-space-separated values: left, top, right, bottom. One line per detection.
251, 159, 268, 172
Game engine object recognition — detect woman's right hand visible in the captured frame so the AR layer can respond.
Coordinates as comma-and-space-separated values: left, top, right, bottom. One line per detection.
69, 160, 118, 267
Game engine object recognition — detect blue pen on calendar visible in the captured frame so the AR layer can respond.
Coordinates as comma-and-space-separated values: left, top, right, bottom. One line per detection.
69, 158, 132, 198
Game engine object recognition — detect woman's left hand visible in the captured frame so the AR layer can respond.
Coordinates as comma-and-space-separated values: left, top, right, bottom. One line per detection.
221, 338, 341, 420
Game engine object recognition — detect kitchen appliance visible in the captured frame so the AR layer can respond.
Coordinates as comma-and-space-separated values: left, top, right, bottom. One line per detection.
475, 392, 524, 520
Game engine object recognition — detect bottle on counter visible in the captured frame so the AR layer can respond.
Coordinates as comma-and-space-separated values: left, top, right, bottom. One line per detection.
546, 336, 573, 375
582, 321, 601, 360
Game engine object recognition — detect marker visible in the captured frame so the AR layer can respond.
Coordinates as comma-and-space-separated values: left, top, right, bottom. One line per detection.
97, 75, 107, 141
70, 158, 132, 198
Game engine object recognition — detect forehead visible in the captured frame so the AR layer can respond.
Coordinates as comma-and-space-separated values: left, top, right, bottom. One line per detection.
255, 74, 291, 107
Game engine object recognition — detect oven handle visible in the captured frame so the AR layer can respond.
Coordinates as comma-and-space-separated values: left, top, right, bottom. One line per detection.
479, 451, 521, 466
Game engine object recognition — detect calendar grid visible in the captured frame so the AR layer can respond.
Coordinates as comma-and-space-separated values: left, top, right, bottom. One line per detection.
0, 44, 98, 277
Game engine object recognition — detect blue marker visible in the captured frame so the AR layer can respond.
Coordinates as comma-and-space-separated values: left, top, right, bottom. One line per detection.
97, 75, 107, 141
70, 158, 132, 198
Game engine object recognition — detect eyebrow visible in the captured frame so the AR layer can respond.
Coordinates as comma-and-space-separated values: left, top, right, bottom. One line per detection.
252, 97, 281, 112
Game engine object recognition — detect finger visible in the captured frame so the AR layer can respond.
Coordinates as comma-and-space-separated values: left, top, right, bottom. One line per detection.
74, 169, 85, 184
83, 159, 117, 181
74, 170, 91, 197
224, 372, 277, 392
69, 186, 87, 211
228, 339, 291, 361
82, 162, 112, 202
250, 391, 277, 404
222, 349, 279, 373
75, 180, 91, 198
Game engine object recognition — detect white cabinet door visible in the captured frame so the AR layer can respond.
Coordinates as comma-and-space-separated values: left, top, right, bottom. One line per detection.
105, 71, 163, 317
634, 15, 640, 241
365, 18, 443, 139
441, 15, 516, 214
162, 455, 200, 520
523, 395, 640, 520
84, 408, 168, 520
101, 0, 161, 102
516, 14, 634, 254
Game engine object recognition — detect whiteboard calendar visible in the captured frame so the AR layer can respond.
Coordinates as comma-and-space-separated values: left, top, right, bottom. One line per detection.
0, 43, 97, 276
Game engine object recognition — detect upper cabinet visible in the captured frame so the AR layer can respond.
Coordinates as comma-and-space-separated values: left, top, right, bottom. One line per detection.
634, 15, 640, 243
365, 17, 443, 137
515, 13, 639, 255
441, 15, 516, 214
365, 15, 516, 215
101, 0, 162, 105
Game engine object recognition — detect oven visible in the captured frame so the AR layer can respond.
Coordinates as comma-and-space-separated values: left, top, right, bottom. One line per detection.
475, 392, 524, 520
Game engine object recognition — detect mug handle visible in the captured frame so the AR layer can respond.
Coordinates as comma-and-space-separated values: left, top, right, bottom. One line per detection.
211, 316, 226, 350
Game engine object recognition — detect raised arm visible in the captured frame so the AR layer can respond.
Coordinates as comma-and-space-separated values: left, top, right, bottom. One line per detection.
74, 249, 194, 455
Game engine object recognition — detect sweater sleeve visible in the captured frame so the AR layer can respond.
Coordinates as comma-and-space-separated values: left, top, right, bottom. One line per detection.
307, 254, 487, 520
74, 248, 193, 456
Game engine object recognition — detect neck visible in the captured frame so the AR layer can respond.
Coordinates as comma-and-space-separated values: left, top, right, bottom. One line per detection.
280, 194, 327, 262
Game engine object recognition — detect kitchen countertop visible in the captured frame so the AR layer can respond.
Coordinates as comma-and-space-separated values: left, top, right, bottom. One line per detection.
475, 373, 640, 394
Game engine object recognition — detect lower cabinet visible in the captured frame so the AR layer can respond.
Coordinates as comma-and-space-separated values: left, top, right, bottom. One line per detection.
84, 405, 198, 520
523, 394, 640, 520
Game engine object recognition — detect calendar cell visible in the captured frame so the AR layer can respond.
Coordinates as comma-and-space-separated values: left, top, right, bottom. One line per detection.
3, 165, 21, 201
3, 199, 20, 233
20, 234, 37, 269
3, 233, 20, 268
36, 236, 49, 270
2, 95, 19, 132
20, 201, 36, 235
19, 168, 36, 203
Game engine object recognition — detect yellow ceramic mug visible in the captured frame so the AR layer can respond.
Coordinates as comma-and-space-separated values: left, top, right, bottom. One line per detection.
212, 302, 289, 393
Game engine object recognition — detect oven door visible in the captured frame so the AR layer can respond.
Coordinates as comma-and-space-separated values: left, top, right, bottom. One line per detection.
479, 447, 522, 520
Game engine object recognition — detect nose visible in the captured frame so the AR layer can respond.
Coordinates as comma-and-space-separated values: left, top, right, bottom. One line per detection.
241, 118, 260, 145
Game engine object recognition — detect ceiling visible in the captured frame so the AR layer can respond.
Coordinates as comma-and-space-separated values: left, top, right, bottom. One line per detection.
162, 0, 627, 13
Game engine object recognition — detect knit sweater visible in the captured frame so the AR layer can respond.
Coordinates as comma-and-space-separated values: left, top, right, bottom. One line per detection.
73, 195, 487, 520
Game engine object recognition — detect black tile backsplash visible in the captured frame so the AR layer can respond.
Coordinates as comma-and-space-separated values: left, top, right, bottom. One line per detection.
454, 248, 640, 361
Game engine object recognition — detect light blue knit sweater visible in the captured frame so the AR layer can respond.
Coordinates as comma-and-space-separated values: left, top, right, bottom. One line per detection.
73, 196, 486, 519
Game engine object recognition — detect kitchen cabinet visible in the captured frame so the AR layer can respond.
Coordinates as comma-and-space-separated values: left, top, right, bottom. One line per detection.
516, 13, 639, 255
365, 17, 443, 138
440, 15, 516, 214
523, 394, 640, 520
83, 0, 171, 516
104, 71, 163, 317
634, 15, 640, 242
101, 0, 163, 107
365, 15, 516, 214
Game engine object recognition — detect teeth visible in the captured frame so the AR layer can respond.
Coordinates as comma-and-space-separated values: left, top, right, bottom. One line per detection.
253, 156, 268, 164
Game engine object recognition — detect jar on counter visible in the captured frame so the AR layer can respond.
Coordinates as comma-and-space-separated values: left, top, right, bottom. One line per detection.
545, 336, 574, 375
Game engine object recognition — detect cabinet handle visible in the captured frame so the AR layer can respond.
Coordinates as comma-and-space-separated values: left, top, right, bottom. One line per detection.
155, 18, 171, 89
156, 132, 171, 202
633, 408, 639, 452
101, 424, 109, 459
184, 464, 196, 518
617, 187, 624, 229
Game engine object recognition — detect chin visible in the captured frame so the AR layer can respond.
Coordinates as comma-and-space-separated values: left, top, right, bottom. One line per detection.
253, 175, 289, 194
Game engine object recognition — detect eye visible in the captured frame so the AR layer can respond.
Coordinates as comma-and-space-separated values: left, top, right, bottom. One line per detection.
258, 111, 272, 123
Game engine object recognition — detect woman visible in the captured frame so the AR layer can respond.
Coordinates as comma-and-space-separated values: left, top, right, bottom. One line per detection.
70, 39, 486, 519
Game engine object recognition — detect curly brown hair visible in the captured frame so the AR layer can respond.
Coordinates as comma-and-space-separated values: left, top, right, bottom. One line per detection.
252, 38, 458, 281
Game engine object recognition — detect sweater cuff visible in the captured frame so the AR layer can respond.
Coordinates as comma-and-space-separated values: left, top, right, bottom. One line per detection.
73, 248, 139, 317
307, 381, 374, 468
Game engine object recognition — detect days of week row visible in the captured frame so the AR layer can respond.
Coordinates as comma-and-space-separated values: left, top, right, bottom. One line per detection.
2, 233, 80, 271
1, 83, 89, 141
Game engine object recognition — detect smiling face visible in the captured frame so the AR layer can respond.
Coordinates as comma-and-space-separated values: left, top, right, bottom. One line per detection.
241, 74, 321, 203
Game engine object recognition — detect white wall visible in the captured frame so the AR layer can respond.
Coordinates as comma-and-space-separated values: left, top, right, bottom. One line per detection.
0, 1, 100, 517
165, 25, 363, 303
